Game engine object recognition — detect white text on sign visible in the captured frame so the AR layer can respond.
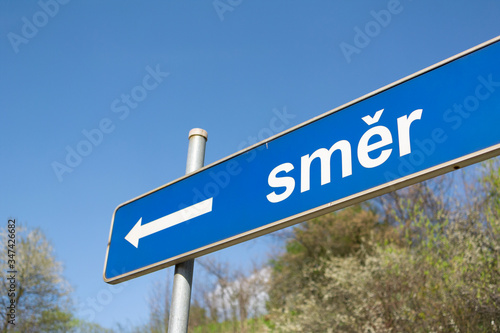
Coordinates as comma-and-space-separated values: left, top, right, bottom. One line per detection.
266, 108, 423, 203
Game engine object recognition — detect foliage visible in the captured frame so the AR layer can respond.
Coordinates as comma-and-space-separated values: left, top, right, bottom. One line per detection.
268, 161, 500, 332
188, 259, 269, 333
69, 320, 116, 333
0, 223, 128, 332
0, 225, 75, 332
142, 275, 170, 333
135, 257, 270, 333
189, 316, 272, 333
267, 204, 382, 312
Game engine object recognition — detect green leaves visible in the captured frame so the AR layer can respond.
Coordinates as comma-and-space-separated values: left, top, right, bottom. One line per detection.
267, 158, 500, 332
0, 225, 74, 332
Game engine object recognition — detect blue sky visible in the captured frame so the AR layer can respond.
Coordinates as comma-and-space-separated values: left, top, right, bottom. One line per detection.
1, 0, 499, 329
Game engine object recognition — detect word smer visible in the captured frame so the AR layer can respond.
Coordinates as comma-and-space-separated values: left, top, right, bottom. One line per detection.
266, 108, 423, 203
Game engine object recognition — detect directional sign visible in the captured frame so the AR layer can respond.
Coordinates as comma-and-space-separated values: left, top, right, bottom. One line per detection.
104, 36, 500, 284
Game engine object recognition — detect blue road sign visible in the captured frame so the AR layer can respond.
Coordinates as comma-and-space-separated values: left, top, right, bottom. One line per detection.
104, 36, 500, 284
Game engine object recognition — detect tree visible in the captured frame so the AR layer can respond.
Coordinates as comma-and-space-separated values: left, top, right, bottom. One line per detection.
0, 223, 74, 332
268, 161, 500, 332
268, 204, 385, 311
137, 256, 271, 333
196, 257, 269, 333
140, 273, 171, 333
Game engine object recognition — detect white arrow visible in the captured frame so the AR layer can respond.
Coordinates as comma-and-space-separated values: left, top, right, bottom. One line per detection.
125, 197, 213, 248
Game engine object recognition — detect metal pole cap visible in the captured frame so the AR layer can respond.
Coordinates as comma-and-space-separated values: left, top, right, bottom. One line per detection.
188, 128, 208, 141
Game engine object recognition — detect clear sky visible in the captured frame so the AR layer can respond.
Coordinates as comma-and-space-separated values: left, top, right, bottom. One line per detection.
1, 0, 499, 329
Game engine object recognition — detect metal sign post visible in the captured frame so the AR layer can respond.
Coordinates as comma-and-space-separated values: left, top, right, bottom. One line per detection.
168, 128, 208, 332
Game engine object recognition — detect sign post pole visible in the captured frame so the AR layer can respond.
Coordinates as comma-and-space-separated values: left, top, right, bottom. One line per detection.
168, 128, 208, 332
